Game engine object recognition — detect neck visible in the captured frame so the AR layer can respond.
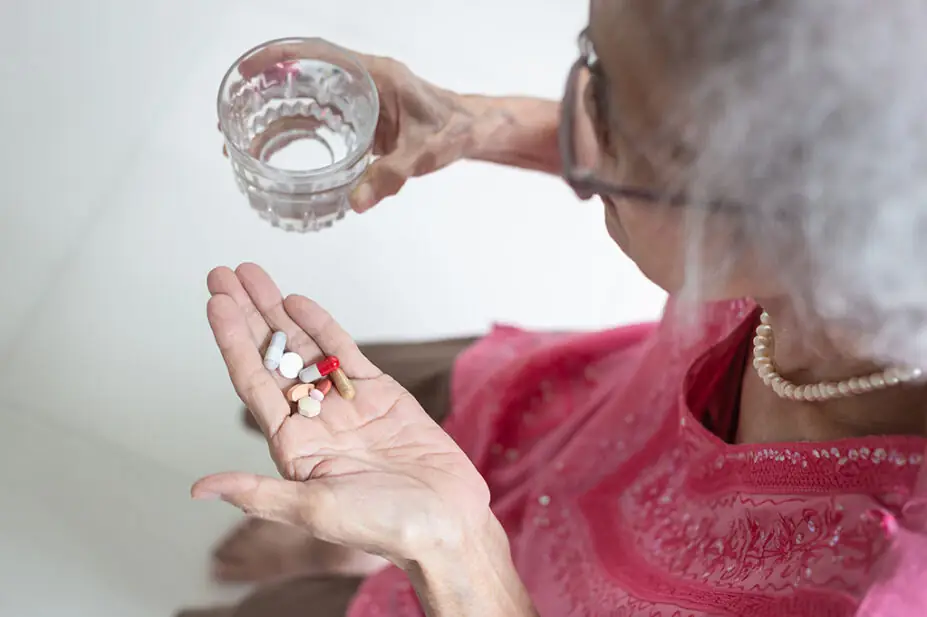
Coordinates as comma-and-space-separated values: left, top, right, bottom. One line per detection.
736, 298, 927, 443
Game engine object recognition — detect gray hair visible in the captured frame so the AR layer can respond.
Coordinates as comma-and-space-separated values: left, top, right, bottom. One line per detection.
639, 0, 927, 366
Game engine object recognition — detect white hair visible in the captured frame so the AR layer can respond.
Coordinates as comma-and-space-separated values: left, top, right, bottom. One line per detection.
642, 0, 927, 367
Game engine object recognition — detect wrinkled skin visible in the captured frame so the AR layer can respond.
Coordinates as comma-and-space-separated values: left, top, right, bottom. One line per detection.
194, 264, 491, 566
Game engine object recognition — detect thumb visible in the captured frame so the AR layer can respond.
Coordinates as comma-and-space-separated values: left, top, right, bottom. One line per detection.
350, 153, 419, 213
191, 472, 316, 526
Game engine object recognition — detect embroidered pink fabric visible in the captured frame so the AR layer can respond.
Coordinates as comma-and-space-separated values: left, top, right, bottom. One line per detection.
348, 300, 927, 617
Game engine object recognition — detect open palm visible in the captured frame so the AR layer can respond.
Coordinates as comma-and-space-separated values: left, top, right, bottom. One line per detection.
194, 263, 489, 563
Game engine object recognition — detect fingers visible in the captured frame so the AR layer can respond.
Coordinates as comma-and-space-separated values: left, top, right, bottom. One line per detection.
350, 132, 459, 212
207, 294, 291, 437
235, 264, 324, 366
207, 266, 270, 348
211, 263, 371, 376
192, 472, 330, 531
349, 155, 415, 212
283, 295, 380, 379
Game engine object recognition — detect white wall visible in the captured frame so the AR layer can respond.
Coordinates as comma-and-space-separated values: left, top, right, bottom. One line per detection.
0, 0, 666, 613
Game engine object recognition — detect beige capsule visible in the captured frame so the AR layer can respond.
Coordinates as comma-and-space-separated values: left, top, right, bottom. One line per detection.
330, 368, 356, 401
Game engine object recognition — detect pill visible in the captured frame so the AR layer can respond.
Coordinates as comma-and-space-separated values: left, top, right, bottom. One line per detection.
316, 378, 332, 396
330, 368, 356, 401
297, 396, 322, 418
286, 382, 313, 403
263, 331, 287, 370
278, 352, 304, 379
309, 388, 324, 402
298, 356, 340, 383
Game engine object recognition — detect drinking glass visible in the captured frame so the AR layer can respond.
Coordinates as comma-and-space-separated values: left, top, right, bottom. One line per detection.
218, 38, 379, 232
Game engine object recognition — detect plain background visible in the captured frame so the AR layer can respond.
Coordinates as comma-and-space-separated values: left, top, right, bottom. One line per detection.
0, 0, 666, 614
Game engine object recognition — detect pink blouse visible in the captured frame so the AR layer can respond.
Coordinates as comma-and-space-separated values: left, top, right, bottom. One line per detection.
348, 299, 927, 616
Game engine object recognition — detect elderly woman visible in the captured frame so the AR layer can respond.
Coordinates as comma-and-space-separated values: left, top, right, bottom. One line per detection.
183, 1, 927, 615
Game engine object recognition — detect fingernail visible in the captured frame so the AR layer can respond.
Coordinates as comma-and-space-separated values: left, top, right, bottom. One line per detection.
351, 183, 374, 212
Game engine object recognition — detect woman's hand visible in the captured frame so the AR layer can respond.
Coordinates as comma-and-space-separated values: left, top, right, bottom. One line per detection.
223, 43, 563, 212
228, 44, 481, 212
193, 263, 491, 566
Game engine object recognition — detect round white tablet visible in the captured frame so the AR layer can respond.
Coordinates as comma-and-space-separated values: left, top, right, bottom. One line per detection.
278, 352, 304, 379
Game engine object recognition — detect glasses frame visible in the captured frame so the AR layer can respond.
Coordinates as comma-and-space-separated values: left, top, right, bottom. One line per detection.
558, 29, 694, 208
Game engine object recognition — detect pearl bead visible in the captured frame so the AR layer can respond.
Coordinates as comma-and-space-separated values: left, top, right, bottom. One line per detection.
753, 311, 919, 402
753, 356, 772, 369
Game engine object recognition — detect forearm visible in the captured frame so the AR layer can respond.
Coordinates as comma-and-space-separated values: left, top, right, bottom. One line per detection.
462, 95, 562, 176
405, 512, 537, 617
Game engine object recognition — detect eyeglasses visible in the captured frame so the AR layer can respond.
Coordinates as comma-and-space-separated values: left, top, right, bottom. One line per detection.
558, 29, 693, 207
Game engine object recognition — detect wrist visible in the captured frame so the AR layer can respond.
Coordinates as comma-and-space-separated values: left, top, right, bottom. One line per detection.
460, 94, 562, 175
458, 94, 503, 160
404, 510, 536, 617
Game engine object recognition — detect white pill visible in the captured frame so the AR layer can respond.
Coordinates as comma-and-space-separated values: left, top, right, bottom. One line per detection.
278, 352, 304, 379
309, 388, 324, 402
297, 396, 322, 418
263, 331, 287, 370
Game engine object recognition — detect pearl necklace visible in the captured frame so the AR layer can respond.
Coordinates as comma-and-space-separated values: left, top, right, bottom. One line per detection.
752, 311, 923, 402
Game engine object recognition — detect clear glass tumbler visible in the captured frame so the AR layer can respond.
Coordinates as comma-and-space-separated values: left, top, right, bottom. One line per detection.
217, 38, 379, 232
